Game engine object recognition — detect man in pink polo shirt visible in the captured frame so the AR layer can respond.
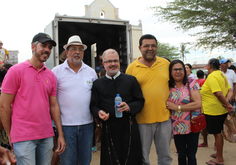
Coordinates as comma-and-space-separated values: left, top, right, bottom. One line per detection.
0, 33, 66, 165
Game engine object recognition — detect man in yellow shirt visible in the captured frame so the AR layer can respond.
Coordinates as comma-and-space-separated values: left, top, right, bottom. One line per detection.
126, 34, 172, 165
0, 40, 9, 67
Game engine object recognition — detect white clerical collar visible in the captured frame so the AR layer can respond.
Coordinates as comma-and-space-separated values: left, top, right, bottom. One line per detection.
105, 71, 121, 80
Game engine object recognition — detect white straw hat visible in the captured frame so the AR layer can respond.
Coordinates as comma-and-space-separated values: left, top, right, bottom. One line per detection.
63, 35, 87, 50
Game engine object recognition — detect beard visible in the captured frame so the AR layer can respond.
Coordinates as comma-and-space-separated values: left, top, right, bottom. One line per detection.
68, 54, 83, 65
35, 49, 50, 63
143, 50, 156, 61
106, 65, 119, 76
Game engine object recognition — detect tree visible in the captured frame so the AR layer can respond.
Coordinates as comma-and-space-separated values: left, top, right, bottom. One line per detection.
216, 56, 234, 62
180, 43, 190, 62
150, 0, 236, 51
157, 42, 180, 61
216, 55, 224, 61
227, 57, 234, 63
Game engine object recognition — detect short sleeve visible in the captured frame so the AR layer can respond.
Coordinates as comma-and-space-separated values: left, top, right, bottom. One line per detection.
1, 67, 19, 94
50, 72, 57, 97
233, 72, 236, 83
207, 75, 222, 93
189, 78, 200, 92
5, 49, 9, 55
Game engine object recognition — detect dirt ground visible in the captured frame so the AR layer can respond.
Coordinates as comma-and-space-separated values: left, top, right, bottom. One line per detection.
91, 134, 236, 165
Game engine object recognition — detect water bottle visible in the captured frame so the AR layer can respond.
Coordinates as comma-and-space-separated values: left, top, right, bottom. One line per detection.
115, 94, 122, 118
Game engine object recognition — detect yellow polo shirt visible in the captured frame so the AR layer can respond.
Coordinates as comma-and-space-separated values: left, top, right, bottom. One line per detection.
126, 56, 170, 124
200, 70, 230, 115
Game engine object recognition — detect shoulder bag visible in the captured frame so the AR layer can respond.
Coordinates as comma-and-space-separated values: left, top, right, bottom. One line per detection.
222, 112, 236, 143
188, 81, 206, 133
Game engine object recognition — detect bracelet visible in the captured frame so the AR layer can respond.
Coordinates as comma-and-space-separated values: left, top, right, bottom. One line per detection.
177, 105, 181, 113
96, 124, 102, 128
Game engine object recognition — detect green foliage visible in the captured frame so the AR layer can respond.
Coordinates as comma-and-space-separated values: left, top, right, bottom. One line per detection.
150, 0, 236, 50
216, 55, 224, 61
156, 42, 180, 61
227, 57, 234, 62
216, 56, 234, 62
180, 43, 190, 62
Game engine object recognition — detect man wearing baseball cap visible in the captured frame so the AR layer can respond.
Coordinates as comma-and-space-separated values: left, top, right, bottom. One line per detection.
0, 32, 66, 165
220, 58, 236, 112
52, 35, 97, 165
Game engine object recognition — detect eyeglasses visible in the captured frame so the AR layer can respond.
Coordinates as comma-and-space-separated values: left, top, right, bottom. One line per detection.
172, 68, 184, 73
142, 44, 157, 48
68, 47, 84, 52
103, 59, 119, 64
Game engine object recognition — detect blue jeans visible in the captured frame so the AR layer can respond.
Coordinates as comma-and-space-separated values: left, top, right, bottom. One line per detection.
60, 123, 93, 165
174, 132, 200, 165
13, 137, 53, 165
138, 118, 173, 165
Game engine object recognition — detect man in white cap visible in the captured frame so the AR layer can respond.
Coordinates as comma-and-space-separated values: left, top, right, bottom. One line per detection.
52, 35, 97, 165
0, 40, 9, 66
220, 58, 236, 111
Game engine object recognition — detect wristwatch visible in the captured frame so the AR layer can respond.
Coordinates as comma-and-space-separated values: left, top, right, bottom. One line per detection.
177, 105, 182, 113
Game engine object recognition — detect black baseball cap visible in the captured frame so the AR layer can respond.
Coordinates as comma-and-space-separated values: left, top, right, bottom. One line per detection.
32, 33, 56, 47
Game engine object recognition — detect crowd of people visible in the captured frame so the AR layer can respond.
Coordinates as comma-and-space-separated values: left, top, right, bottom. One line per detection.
0, 33, 234, 165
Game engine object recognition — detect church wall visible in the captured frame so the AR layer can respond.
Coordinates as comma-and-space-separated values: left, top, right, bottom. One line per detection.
88, 0, 117, 19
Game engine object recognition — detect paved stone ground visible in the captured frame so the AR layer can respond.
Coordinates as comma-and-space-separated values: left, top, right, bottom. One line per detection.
91, 134, 236, 165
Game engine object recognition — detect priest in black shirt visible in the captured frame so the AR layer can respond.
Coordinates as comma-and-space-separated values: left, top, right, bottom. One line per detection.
90, 49, 144, 165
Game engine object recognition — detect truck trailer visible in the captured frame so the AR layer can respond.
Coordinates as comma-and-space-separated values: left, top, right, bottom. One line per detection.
44, 14, 133, 72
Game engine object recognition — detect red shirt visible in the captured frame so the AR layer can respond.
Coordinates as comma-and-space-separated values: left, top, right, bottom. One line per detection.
196, 79, 205, 87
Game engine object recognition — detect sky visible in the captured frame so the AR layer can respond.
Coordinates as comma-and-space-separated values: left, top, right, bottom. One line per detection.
1, 0, 235, 64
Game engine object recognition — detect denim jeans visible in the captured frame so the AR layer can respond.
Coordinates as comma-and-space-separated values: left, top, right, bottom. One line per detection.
60, 123, 93, 165
174, 132, 200, 165
13, 137, 53, 165
138, 118, 173, 165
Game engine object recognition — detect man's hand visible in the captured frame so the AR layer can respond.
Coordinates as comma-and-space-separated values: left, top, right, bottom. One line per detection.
55, 135, 66, 155
98, 110, 109, 121
117, 102, 130, 112
0, 146, 16, 165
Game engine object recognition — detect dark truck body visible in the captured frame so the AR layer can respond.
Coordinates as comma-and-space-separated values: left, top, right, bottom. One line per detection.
44, 14, 133, 72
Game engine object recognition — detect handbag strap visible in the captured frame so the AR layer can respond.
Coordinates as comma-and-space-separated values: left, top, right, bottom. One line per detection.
187, 81, 193, 121
187, 79, 202, 122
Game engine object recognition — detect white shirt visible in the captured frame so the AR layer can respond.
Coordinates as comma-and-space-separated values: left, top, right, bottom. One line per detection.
52, 60, 97, 125
221, 69, 236, 90
188, 73, 196, 79
105, 71, 121, 80
0, 48, 6, 61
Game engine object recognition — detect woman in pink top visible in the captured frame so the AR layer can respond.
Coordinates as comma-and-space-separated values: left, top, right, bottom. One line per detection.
166, 60, 202, 165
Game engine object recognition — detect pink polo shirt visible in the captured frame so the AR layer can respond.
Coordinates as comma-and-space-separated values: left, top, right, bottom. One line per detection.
1, 60, 56, 143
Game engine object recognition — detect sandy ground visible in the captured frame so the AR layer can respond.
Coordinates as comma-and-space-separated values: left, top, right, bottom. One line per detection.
91, 134, 236, 165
